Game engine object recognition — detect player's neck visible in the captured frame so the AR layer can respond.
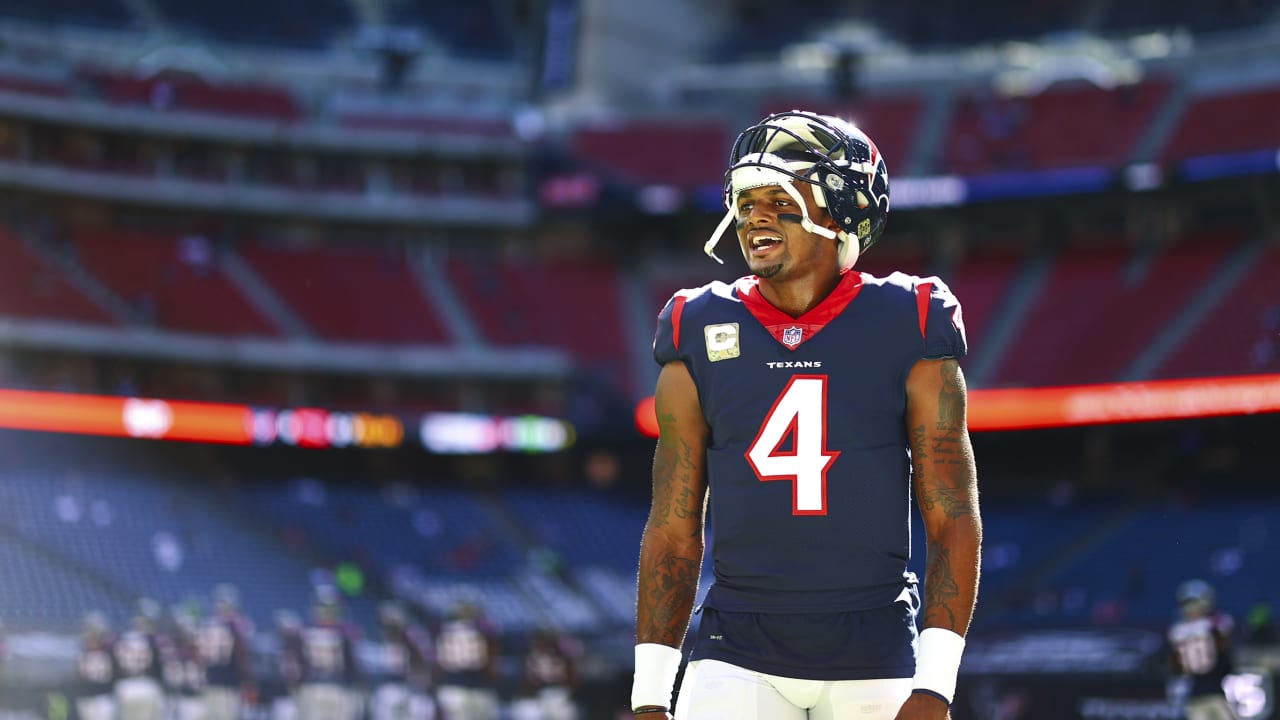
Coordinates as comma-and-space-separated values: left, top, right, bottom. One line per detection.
758, 272, 842, 318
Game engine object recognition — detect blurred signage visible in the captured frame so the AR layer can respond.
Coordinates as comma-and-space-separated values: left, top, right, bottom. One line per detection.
245, 408, 404, 449
967, 373, 1280, 431
0, 389, 251, 444
0, 388, 571, 454
539, 172, 600, 208
892, 176, 968, 208
418, 412, 574, 454
961, 628, 1163, 675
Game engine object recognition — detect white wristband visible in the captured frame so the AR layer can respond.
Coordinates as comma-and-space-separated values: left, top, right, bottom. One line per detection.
912, 627, 965, 704
632, 643, 682, 711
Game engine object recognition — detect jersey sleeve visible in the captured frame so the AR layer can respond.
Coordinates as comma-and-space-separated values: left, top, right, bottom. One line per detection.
915, 277, 967, 360
652, 292, 689, 366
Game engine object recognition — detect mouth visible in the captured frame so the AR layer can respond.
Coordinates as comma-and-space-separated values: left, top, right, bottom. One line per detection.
747, 232, 782, 258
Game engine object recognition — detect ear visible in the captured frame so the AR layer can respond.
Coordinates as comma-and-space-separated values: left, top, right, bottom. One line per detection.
815, 203, 841, 234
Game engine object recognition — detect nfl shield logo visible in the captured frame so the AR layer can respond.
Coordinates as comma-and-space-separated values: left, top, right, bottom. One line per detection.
782, 326, 803, 347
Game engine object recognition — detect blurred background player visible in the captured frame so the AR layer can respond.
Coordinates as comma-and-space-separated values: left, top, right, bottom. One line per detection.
434, 601, 501, 720
165, 602, 207, 720
269, 609, 305, 720
76, 611, 118, 720
298, 587, 362, 720
199, 584, 255, 720
1169, 579, 1238, 720
510, 628, 580, 720
114, 598, 170, 720
370, 600, 437, 720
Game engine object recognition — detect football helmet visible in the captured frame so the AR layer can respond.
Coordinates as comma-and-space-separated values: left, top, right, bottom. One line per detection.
213, 583, 240, 611
83, 610, 111, 638
1172, 573, 1213, 614
705, 110, 889, 270
1177, 579, 1215, 607
312, 585, 343, 625
378, 600, 407, 628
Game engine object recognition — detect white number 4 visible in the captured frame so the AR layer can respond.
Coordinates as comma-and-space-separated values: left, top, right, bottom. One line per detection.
745, 375, 841, 515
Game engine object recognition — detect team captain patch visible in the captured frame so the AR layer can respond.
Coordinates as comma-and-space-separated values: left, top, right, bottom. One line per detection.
704, 323, 740, 362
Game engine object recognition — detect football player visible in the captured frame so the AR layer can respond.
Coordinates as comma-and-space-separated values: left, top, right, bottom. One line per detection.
297, 587, 362, 720
434, 601, 501, 720
270, 609, 305, 720
165, 602, 207, 720
634, 110, 981, 720
1169, 579, 1237, 720
114, 598, 171, 720
510, 628, 580, 720
76, 611, 118, 720
199, 584, 255, 720
369, 600, 437, 720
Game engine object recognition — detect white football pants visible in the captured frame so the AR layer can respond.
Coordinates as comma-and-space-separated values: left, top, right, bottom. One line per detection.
674, 659, 913, 720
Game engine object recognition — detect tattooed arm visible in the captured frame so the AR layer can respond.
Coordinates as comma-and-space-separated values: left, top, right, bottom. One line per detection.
906, 357, 981, 635
636, 360, 710, 649
895, 358, 981, 719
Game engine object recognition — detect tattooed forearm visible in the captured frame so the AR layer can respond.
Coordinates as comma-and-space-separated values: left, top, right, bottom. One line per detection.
637, 550, 700, 645
652, 436, 698, 529
639, 362, 708, 648
649, 425, 677, 528
911, 425, 927, 460
651, 411, 700, 529
936, 360, 964, 431
919, 482, 973, 519
924, 544, 960, 629
908, 358, 982, 637
673, 439, 699, 523
912, 360, 976, 520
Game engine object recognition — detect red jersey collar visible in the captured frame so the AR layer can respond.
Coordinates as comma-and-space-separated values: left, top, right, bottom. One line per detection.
735, 270, 864, 351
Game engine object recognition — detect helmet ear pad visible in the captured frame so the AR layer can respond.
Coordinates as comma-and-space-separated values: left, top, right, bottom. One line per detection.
810, 156, 889, 256
807, 171, 864, 270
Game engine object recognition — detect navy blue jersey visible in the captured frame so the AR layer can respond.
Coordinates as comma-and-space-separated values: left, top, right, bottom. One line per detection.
77, 638, 118, 697
691, 590, 919, 680
198, 615, 252, 687
653, 270, 966, 614
1169, 612, 1234, 697
379, 624, 433, 685
301, 624, 361, 684
435, 618, 496, 688
113, 630, 169, 682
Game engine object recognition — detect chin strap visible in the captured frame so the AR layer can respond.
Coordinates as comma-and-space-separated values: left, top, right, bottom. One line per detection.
703, 209, 734, 264
704, 154, 849, 266
703, 193, 842, 265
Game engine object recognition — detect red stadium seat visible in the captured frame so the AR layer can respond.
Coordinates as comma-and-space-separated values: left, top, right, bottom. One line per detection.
1161, 86, 1280, 160
0, 226, 113, 325
570, 120, 728, 187
990, 239, 1235, 386
944, 80, 1171, 174
449, 254, 630, 391
242, 243, 449, 344
73, 230, 278, 336
1157, 241, 1280, 378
